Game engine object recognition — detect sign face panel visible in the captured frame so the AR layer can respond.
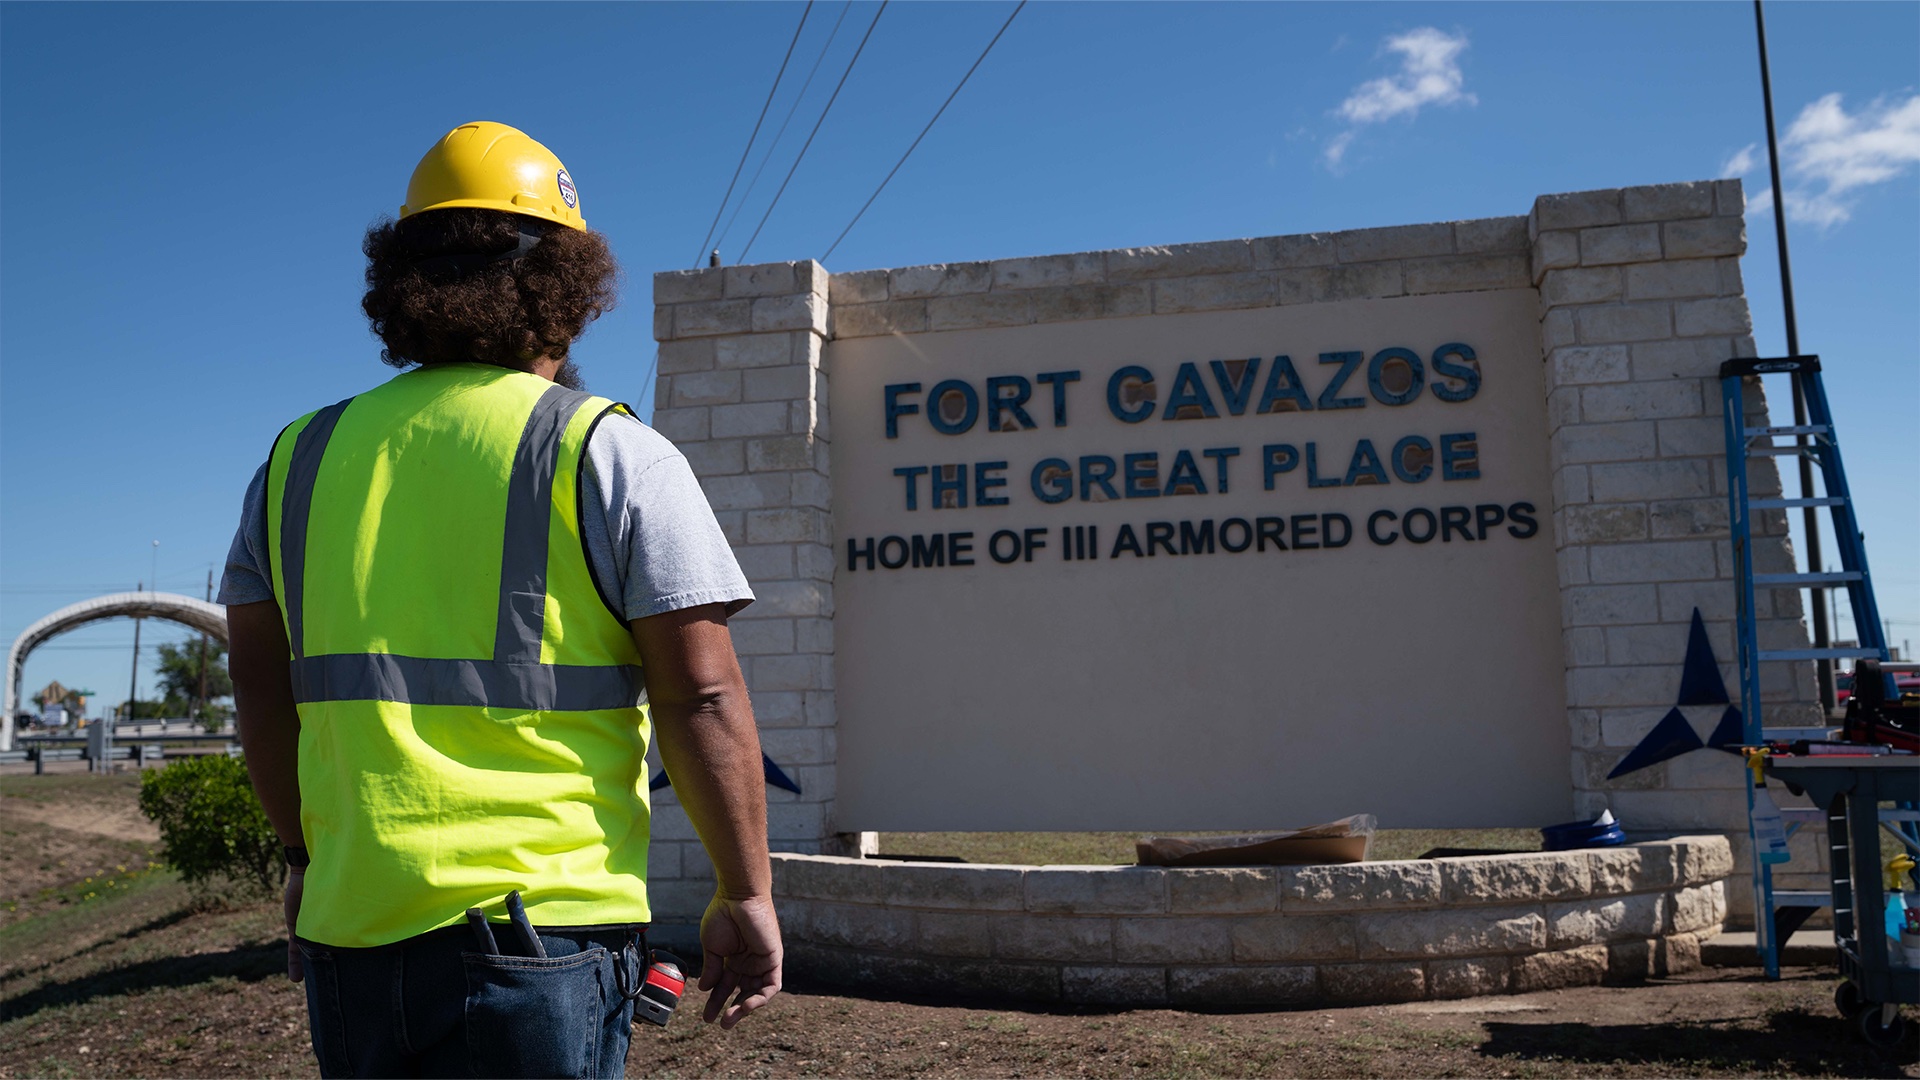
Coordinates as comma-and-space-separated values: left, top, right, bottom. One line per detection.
828, 290, 1568, 829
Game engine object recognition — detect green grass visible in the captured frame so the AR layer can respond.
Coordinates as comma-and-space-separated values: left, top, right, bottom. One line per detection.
878, 828, 1543, 865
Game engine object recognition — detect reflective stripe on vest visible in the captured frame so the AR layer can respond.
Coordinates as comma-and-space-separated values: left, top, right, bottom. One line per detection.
278, 382, 643, 710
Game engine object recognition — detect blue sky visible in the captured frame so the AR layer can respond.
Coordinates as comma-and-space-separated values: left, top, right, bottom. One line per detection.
3, 2, 1916, 714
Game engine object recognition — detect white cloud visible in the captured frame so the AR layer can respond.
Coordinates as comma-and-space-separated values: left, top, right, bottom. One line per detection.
1323, 28, 1476, 168
1720, 93, 1920, 228
1721, 143, 1758, 179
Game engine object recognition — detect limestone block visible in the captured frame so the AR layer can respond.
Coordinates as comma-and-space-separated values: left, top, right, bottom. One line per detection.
879, 863, 1026, 912
711, 402, 791, 439
1566, 665, 1682, 708
1603, 623, 1691, 665
1590, 539, 1716, 585
1335, 223, 1453, 262
1564, 627, 1608, 668
1631, 337, 1739, 380
1562, 504, 1649, 545
1545, 893, 1666, 947
803, 689, 838, 727
752, 293, 828, 334
1625, 260, 1724, 301
831, 300, 929, 338
699, 473, 790, 511
648, 841, 683, 881
993, 915, 1113, 962
757, 726, 829, 765
1428, 956, 1511, 999
1541, 307, 1577, 349
1714, 179, 1745, 216
1663, 217, 1746, 259
1251, 232, 1336, 269
655, 268, 724, 304
991, 251, 1106, 290
1403, 254, 1529, 295
1648, 498, 1728, 540
793, 617, 833, 655
765, 802, 825, 842
1542, 266, 1624, 306
790, 471, 832, 509
1663, 930, 1704, 973
1279, 861, 1442, 911
1575, 302, 1671, 344
1271, 267, 1333, 305
1063, 966, 1169, 1006
1321, 962, 1427, 1005
927, 292, 1033, 331
669, 370, 742, 407
1030, 283, 1152, 322
796, 261, 829, 297
1230, 914, 1358, 962
1168, 965, 1317, 1007
829, 269, 889, 304
1654, 416, 1727, 458
916, 911, 995, 957
674, 299, 753, 337
1555, 464, 1592, 505
1152, 272, 1274, 313
1025, 867, 1167, 914
1580, 380, 1703, 423
1326, 262, 1405, 300
729, 618, 795, 655
751, 654, 826, 692
1606, 789, 1747, 832
1106, 240, 1252, 282
648, 878, 720, 916
1441, 853, 1592, 903
743, 364, 812, 404
650, 803, 699, 842
1622, 182, 1716, 223
1673, 297, 1751, 337
751, 579, 833, 617
1549, 387, 1581, 431
1511, 944, 1609, 992
680, 438, 745, 478
1550, 421, 1658, 465
1454, 215, 1529, 254
716, 333, 799, 369
1533, 231, 1580, 281
658, 338, 717, 374
1535, 189, 1623, 231
1589, 459, 1712, 503
724, 263, 800, 299
1115, 917, 1233, 963
1354, 907, 1545, 959
890, 261, 991, 299
1670, 838, 1734, 887
1168, 867, 1279, 914
1559, 584, 1660, 627
1657, 581, 1734, 623
745, 435, 813, 472
1559, 546, 1592, 593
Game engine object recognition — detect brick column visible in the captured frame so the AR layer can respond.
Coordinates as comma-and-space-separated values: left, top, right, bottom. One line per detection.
646, 261, 845, 943
1532, 180, 1821, 924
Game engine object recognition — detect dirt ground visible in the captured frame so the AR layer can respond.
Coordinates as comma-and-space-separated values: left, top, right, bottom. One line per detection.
3, 772, 1915, 1079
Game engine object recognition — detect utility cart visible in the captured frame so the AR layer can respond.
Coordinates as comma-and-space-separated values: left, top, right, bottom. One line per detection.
1767, 755, 1920, 1049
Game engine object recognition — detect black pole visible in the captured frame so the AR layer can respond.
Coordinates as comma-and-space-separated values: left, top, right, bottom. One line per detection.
1754, 0, 1833, 712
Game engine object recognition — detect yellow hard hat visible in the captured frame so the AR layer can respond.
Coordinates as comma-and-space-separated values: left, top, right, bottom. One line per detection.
400, 121, 585, 231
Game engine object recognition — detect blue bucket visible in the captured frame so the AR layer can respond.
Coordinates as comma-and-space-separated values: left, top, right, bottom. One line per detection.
1541, 819, 1627, 851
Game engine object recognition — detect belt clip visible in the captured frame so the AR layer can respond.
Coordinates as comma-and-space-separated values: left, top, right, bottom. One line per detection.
617, 929, 686, 1027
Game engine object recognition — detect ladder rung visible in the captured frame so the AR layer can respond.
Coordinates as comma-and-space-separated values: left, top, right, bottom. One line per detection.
1750, 445, 1821, 456
1759, 648, 1882, 661
1745, 424, 1831, 437
1750, 497, 1847, 509
1754, 572, 1862, 586
1763, 726, 1842, 740
1779, 808, 1829, 823
1771, 891, 1831, 908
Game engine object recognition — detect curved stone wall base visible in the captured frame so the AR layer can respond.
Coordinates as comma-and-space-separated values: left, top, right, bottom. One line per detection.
771, 837, 1731, 1007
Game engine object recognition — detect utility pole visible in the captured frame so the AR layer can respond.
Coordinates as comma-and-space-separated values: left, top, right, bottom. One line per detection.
1753, 0, 1833, 711
118, 580, 141, 773
195, 567, 212, 726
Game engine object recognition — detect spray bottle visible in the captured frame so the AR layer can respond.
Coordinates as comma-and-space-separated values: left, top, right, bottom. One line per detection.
1886, 853, 1916, 951
1744, 749, 1790, 865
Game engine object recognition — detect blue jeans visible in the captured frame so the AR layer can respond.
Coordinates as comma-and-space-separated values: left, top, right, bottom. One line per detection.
297, 926, 642, 1078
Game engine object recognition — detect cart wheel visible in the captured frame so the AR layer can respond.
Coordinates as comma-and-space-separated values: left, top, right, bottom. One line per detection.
1853, 1003, 1910, 1052
1834, 980, 1862, 1018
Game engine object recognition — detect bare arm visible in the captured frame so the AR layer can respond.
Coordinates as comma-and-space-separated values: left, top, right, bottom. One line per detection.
227, 599, 306, 980
632, 603, 781, 1028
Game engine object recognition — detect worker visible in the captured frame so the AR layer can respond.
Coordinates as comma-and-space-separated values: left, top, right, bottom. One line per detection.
219, 121, 780, 1078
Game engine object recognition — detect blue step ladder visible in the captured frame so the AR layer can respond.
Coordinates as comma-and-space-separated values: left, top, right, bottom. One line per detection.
1720, 354, 1889, 979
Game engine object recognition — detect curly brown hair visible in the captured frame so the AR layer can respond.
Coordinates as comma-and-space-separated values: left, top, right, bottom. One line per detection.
361, 208, 619, 374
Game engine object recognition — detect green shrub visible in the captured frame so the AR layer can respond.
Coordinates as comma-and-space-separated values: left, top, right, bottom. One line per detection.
138, 754, 281, 899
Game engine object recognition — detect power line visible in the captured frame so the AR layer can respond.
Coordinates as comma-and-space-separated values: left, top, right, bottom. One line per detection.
693, 1, 816, 268
715, 1, 856, 256
738, 0, 888, 265
822, 0, 1025, 262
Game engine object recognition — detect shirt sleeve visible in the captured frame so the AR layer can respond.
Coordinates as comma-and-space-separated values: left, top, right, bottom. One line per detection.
216, 461, 276, 606
581, 411, 754, 622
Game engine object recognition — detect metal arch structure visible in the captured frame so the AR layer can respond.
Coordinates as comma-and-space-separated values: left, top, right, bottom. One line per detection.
4, 592, 228, 752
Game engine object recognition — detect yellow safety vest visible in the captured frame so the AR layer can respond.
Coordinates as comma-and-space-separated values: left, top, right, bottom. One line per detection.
266, 363, 652, 947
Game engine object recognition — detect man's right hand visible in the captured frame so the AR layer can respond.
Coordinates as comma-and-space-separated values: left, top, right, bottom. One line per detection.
697, 893, 783, 1028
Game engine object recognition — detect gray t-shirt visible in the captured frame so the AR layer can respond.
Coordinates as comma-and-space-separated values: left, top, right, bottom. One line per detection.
218, 410, 753, 623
